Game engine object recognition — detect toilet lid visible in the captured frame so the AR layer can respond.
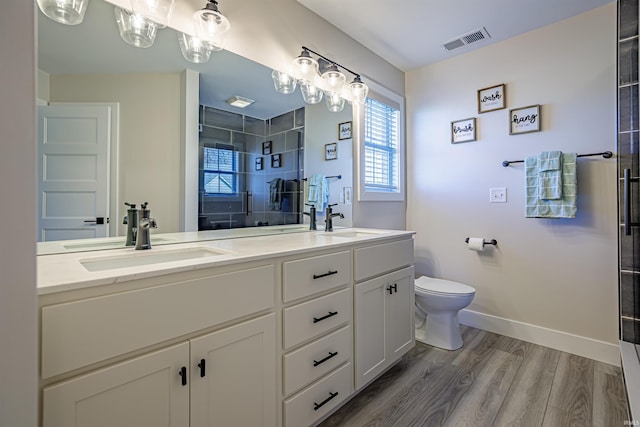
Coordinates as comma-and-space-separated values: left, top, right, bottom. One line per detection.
415, 276, 475, 296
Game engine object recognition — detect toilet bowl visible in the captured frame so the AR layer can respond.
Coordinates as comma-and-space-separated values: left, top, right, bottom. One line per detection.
414, 276, 475, 350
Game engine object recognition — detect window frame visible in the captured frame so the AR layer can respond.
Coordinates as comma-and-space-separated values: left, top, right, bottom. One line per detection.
356, 83, 406, 202
200, 141, 243, 202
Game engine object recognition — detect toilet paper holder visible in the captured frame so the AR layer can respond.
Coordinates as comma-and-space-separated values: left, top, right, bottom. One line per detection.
465, 238, 497, 246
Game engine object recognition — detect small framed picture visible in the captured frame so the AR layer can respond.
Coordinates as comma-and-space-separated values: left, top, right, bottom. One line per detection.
477, 83, 505, 113
255, 157, 263, 171
509, 104, 541, 135
451, 117, 476, 143
325, 142, 338, 160
338, 121, 352, 140
262, 141, 272, 155
271, 153, 281, 168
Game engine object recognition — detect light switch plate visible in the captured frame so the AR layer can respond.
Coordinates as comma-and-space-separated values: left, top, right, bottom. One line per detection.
343, 187, 352, 205
490, 187, 507, 203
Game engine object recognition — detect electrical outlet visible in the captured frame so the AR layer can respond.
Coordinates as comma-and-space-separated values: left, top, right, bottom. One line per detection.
490, 187, 507, 203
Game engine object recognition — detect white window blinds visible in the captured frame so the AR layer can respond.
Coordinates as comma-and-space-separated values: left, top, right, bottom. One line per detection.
364, 97, 400, 193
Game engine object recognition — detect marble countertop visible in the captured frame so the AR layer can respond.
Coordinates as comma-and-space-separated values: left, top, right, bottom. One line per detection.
37, 228, 414, 295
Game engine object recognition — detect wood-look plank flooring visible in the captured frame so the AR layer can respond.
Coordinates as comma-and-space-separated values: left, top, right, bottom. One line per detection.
319, 326, 629, 427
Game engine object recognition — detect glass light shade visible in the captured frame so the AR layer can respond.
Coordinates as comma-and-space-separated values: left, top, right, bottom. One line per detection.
115, 7, 158, 48
321, 65, 346, 94
325, 92, 345, 113
131, 0, 175, 27
271, 70, 297, 94
292, 51, 319, 83
300, 83, 324, 104
349, 76, 369, 104
36, 0, 88, 25
193, 2, 231, 51
178, 33, 211, 64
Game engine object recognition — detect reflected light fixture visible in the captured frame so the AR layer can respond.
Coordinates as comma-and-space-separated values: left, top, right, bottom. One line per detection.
36, 0, 89, 25
271, 70, 297, 94
226, 96, 255, 108
325, 92, 345, 113
114, 7, 159, 48
178, 33, 212, 63
131, 0, 175, 28
300, 82, 324, 104
193, 0, 231, 51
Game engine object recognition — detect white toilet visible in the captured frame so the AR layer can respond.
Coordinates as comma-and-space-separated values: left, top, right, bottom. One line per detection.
414, 276, 476, 350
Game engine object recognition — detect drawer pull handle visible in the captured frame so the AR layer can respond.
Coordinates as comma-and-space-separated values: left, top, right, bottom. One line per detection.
313, 311, 338, 323
198, 359, 206, 378
314, 391, 339, 411
179, 366, 187, 386
313, 351, 338, 367
313, 270, 338, 279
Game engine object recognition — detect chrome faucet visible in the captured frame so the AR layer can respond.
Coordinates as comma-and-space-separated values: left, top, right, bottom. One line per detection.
303, 203, 317, 230
324, 203, 344, 232
135, 202, 157, 250
123, 202, 138, 247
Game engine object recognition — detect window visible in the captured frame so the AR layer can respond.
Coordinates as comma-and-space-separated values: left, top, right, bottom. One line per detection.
364, 97, 400, 193
202, 145, 238, 194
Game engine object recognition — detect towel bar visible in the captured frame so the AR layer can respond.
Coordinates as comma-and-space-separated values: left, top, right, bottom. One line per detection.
502, 151, 613, 167
302, 175, 342, 181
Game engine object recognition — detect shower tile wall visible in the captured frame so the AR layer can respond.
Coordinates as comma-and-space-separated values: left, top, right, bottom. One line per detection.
619, 0, 640, 343
198, 106, 304, 230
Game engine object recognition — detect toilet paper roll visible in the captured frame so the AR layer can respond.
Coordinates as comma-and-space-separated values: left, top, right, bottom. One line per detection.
467, 237, 485, 251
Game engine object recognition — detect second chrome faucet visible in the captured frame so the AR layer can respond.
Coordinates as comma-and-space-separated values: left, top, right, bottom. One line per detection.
123, 201, 157, 249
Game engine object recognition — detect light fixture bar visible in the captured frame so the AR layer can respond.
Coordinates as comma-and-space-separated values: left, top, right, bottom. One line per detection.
301, 46, 362, 80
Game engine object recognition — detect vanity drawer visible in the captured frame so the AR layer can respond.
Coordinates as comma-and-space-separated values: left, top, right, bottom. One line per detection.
354, 238, 414, 282
283, 251, 351, 302
283, 325, 351, 396
283, 288, 351, 350
42, 264, 275, 379
284, 362, 352, 427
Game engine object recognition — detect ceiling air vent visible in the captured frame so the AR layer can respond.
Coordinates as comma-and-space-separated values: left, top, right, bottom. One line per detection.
441, 27, 491, 51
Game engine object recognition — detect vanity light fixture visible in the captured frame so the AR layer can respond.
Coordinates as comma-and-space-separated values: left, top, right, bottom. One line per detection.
114, 7, 159, 48
193, 0, 231, 51
275, 46, 369, 112
130, 0, 175, 28
178, 33, 212, 63
226, 95, 255, 108
36, 0, 89, 25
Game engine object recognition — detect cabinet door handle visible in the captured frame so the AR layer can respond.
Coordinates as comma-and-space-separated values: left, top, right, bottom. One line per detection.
313, 351, 338, 367
198, 359, 206, 378
313, 311, 338, 323
179, 366, 187, 386
314, 391, 339, 411
387, 283, 397, 294
313, 270, 338, 280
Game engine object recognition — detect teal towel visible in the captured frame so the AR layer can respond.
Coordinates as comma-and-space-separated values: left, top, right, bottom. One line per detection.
306, 173, 329, 213
525, 153, 577, 218
538, 151, 563, 200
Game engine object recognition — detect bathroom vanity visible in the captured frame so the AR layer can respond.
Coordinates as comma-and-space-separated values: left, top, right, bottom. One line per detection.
37, 228, 415, 426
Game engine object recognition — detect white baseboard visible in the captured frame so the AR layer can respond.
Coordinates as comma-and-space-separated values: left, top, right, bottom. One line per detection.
459, 309, 620, 366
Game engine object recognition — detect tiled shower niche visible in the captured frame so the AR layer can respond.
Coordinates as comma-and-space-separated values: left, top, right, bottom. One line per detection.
198, 105, 305, 230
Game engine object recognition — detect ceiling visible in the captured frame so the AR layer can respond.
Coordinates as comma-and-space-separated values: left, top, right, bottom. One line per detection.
295, 0, 615, 71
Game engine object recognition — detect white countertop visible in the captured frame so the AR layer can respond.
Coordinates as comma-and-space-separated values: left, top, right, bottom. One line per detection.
37, 228, 414, 295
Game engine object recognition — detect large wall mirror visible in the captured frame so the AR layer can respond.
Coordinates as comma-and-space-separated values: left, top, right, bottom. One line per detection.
37, 0, 353, 254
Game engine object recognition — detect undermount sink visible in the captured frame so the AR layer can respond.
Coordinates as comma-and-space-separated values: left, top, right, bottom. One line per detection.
64, 237, 174, 251
329, 231, 383, 238
80, 247, 228, 272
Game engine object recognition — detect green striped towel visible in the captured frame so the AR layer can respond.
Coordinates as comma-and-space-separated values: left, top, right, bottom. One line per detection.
525, 153, 577, 218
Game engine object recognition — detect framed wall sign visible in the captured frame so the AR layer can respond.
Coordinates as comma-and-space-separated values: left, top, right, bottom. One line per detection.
262, 141, 272, 155
477, 84, 505, 113
339, 121, 352, 140
451, 117, 477, 143
325, 142, 338, 160
509, 104, 541, 135
255, 157, 263, 171
271, 153, 281, 168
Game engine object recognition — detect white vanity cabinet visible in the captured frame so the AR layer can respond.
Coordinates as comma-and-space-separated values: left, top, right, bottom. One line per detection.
43, 314, 275, 427
40, 263, 277, 427
281, 251, 354, 426
354, 240, 415, 390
